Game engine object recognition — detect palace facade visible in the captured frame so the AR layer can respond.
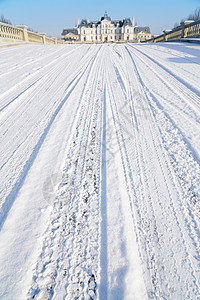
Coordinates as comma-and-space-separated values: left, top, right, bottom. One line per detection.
61, 12, 151, 43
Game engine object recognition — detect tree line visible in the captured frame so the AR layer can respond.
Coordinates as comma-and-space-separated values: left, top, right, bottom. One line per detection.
0, 14, 12, 25
0, 14, 36, 32
174, 8, 200, 28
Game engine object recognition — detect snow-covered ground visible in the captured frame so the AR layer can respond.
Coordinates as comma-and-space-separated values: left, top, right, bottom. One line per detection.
0, 42, 200, 299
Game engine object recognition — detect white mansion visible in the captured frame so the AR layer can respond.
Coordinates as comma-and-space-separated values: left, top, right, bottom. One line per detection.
62, 12, 151, 43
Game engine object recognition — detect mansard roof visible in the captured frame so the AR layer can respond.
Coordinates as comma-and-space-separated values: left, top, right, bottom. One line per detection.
80, 19, 88, 27
87, 21, 101, 28
111, 20, 123, 27
62, 28, 78, 35
78, 12, 134, 28
122, 18, 132, 26
134, 26, 151, 33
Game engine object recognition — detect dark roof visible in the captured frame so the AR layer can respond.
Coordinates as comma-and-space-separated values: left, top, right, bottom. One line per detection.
101, 11, 111, 21
122, 18, 132, 26
88, 21, 101, 28
134, 26, 151, 34
62, 28, 78, 35
78, 13, 135, 28
79, 19, 89, 27
111, 20, 123, 27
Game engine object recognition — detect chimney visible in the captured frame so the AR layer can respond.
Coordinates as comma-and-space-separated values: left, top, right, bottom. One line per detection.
87, 18, 89, 23
132, 16, 135, 26
77, 18, 80, 26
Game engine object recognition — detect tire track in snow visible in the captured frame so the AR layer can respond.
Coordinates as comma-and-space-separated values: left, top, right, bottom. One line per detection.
124, 45, 200, 222
0, 43, 199, 299
106, 50, 163, 298
0, 76, 45, 113
99, 82, 108, 300
0, 45, 97, 130
108, 45, 162, 297
100, 47, 147, 299
0, 44, 84, 110
109, 44, 200, 298
126, 44, 200, 137
0, 46, 90, 135
0, 45, 100, 231
135, 43, 200, 81
125, 45, 200, 160
0, 45, 72, 80
127, 47, 199, 127
122, 45, 200, 297
27, 45, 104, 299
128, 44, 200, 105
0, 45, 99, 209
60, 49, 104, 300
143, 89, 200, 261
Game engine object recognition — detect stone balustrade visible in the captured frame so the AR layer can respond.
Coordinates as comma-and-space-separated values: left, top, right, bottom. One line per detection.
165, 28, 182, 41
186, 21, 200, 37
146, 19, 200, 43
0, 22, 64, 44
0, 22, 24, 42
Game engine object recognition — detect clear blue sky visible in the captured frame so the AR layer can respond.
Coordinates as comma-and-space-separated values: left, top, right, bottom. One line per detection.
0, 0, 200, 38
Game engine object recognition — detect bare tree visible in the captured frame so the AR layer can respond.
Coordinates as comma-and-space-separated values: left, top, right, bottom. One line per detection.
0, 14, 12, 25
174, 22, 180, 28
174, 8, 200, 28
188, 8, 200, 21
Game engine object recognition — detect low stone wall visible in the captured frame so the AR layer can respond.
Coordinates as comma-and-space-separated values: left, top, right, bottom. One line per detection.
0, 23, 24, 42
146, 19, 200, 43
0, 22, 64, 44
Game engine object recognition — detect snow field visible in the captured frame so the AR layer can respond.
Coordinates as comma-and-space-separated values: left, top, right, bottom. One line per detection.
0, 42, 200, 299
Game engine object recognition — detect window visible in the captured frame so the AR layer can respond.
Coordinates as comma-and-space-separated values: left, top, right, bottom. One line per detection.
127, 29, 129, 33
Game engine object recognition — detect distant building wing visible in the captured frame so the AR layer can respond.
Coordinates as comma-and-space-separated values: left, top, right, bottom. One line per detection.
134, 26, 151, 34
62, 28, 78, 35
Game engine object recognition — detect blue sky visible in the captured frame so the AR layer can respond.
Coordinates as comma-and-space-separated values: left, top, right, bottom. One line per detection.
0, 0, 200, 38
